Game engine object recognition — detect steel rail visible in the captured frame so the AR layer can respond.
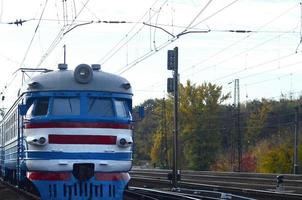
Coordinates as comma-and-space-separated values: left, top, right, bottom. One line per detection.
129, 169, 302, 200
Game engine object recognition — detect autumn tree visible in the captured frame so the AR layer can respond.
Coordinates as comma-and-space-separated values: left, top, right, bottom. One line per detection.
133, 99, 163, 163
245, 100, 272, 148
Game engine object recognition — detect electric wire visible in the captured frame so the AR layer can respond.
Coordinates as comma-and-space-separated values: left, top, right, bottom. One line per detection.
244, 73, 293, 87
211, 51, 301, 83
36, 0, 90, 67
18, 0, 48, 68
136, 35, 299, 98
295, 1, 302, 52
101, 2, 169, 67
117, 0, 225, 74
181, 3, 298, 74
189, 0, 240, 30
117, 39, 174, 74
179, 0, 214, 34
136, 47, 301, 99
234, 60, 302, 82
96, 0, 163, 65
153, 6, 163, 51
181, 26, 299, 79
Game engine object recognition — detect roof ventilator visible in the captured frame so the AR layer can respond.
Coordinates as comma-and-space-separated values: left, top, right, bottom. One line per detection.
122, 82, 131, 89
91, 64, 101, 71
58, 63, 68, 70
28, 81, 40, 89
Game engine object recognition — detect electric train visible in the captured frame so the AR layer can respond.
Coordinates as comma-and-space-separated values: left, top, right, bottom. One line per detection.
0, 63, 133, 199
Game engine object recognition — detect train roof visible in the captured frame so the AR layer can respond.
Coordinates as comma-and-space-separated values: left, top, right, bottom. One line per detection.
20, 64, 132, 95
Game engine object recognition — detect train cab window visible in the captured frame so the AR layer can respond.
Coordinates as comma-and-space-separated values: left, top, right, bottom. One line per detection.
25, 97, 49, 118
25, 102, 34, 118
52, 97, 80, 115
114, 100, 128, 118
34, 97, 49, 116
88, 98, 114, 117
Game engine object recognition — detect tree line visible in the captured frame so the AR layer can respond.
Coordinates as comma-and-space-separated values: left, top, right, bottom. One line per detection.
133, 80, 302, 173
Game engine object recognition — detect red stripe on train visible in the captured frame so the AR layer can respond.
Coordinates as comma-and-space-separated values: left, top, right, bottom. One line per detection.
25, 122, 130, 129
48, 134, 117, 144
95, 172, 130, 181
27, 172, 71, 181
27, 172, 130, 181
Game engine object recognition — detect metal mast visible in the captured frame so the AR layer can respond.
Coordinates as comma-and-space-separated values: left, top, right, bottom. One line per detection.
167, 47, 179, 187
234, 79, 242, 171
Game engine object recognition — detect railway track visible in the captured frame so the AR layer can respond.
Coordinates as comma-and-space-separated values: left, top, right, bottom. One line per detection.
2, 168, 301, 199
129, 168, 302, 200
125, 187, 203, 200
0, 179, 207, 200
125, 186, 252, 200
0, 179, 39, 200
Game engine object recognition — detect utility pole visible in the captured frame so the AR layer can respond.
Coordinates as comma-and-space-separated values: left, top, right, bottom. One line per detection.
294, 106, 300, 174
234, 79, 242, 172
163, 98, 169, 168
160, 99, 164, 167
167, 47, 179, 187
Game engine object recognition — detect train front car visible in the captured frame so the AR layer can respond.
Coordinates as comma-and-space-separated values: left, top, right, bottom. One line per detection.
22, 64, 133, 200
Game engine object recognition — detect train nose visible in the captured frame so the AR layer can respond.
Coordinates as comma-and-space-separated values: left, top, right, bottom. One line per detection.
72, 163, 95, 181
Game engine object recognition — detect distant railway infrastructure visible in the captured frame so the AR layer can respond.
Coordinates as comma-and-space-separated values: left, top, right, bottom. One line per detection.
129, 168, 302, 200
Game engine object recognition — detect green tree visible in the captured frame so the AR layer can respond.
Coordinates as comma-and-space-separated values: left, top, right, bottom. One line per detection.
133, 99, 162, 163
245, 100, 272, 148
179, 81, 229, 170
148, 81, 229, 170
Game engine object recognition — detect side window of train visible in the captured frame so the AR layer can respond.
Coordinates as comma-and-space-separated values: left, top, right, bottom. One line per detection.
88, 98, 114, 117
25, 102, 34, 119
33, 97, 49, 116
114, 100, 128, 118
52, 97, 80, 115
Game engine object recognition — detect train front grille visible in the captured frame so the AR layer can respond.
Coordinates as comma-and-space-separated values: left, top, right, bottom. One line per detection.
47, 182, 117, 199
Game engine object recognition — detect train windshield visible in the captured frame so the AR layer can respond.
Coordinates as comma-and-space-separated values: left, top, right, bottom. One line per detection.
52, 97, 80, 115
88, 98, 114, 117
115, 100, 128, 118
24, 95, 131, 119
26, 97, 49, 118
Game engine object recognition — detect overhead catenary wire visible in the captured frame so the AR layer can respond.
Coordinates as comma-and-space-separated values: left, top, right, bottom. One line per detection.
178, 0, 214, 35
233, 59, 302, 82
18, 0, 48, 69
36, 0, 91, 68
189, 0, 241, 30
295, 1, 302, 52
181, 26, 299, 79
211, 51, 301, 83
97, 0, 168, 67
2, 1, 299, 108
136, 41, 300, 99
134, 4, 298, 102
136, 32, 299, 97
116, 0, 232, 75
180, 3, 298, 75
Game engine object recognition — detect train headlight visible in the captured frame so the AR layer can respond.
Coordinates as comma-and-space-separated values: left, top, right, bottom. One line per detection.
117, 136, 132, 148
27, 136, 48, 146
38, 137, 47, 145
119, 138, 127, 146
74, 64, 93, 84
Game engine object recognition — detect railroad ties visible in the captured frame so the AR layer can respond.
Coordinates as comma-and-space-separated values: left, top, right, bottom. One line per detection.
0, 179, 39, 200
129, 168, 302, 200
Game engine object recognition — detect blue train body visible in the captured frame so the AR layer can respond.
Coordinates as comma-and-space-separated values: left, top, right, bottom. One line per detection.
0, 64, 133, 199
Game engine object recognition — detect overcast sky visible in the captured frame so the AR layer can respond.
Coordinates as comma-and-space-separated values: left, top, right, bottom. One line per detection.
0, 0, 301, 106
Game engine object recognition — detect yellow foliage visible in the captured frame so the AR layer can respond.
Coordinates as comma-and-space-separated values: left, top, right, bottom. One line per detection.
150, 131, 162, 165
255, 132, 293, 173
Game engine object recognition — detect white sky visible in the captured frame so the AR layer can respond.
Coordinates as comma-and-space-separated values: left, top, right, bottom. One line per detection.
0, 0, 301, 106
